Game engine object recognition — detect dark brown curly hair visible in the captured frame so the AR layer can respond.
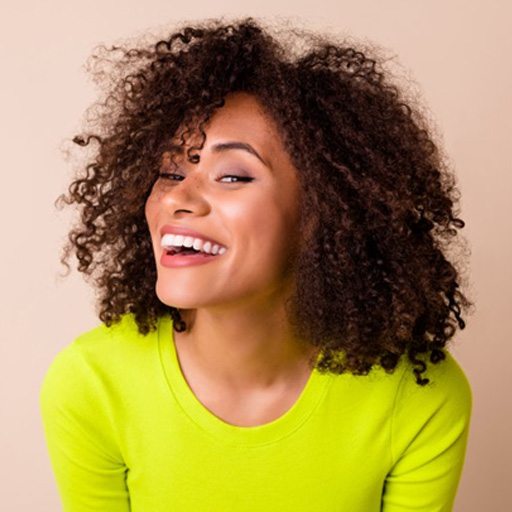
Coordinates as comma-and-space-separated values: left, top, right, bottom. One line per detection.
56, 15, 474, 386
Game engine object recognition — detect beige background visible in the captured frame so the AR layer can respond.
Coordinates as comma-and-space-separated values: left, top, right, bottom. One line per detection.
1, 0, 510, 510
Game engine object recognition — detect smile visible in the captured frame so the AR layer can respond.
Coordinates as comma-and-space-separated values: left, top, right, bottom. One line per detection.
160, 233, 227, 256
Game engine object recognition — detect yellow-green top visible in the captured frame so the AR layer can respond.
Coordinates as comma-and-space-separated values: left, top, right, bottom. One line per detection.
40, 313, 472, 511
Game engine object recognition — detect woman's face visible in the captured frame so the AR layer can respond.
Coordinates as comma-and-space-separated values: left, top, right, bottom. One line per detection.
145, 91, 303, 311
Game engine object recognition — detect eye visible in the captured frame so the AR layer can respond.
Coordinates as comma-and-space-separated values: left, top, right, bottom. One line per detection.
157, 172, 254, 184
157, 172, 183, 181
219, 175, 254, 184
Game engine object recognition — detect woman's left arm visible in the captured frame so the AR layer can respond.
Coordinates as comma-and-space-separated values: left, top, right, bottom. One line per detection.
381, 351, 473, 512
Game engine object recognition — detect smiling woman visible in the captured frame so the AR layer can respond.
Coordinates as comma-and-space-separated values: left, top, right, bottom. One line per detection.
145, 92, 307, 341
40, 15, 474, 512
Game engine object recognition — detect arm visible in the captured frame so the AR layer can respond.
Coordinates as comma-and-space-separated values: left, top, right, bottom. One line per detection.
39, 344, 131, 511
381, 351, 473, 512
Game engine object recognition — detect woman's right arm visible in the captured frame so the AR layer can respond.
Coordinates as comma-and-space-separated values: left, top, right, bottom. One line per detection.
39, 344, 131, 511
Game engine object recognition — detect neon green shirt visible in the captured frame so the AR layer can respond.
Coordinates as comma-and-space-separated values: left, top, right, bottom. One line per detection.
39, 313, 472, 511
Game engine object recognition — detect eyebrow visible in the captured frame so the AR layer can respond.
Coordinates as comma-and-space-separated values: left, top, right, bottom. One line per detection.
162, 140, 269, 167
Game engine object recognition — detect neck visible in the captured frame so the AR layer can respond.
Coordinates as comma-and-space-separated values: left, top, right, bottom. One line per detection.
173, 305, 318, 392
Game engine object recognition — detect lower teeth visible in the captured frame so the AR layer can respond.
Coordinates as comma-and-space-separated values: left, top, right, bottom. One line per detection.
167, 249, 215, 256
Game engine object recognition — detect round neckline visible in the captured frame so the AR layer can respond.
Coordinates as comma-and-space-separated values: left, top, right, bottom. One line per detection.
157, 313, 333, 447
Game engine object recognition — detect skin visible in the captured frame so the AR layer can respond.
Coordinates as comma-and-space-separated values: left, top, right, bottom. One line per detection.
145, 92, 319, 424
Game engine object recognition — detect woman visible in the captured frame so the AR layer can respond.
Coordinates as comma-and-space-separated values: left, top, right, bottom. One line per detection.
40, 16, 474, 511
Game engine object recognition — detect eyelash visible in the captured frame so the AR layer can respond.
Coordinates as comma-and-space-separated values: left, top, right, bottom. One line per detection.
157, 172, 254, 184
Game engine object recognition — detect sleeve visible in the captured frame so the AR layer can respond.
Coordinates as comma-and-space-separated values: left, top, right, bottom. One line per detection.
39, 343, 131, 512
381, 350, 473, 512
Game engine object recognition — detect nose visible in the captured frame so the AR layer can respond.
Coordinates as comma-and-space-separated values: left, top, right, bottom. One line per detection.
158, 170, 211, 216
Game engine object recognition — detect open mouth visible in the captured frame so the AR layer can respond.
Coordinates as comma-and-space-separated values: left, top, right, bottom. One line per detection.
165, 246, 219, 257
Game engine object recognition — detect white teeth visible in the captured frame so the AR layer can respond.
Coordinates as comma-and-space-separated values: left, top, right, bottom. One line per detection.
183, 236, 195, 248
160, 233, 227, 255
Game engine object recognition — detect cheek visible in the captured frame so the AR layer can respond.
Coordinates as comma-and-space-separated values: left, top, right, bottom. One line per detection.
246, 215, 297, 271
144, 196, 159, 240
237, 194, 297, 251
144, 191, 158, 220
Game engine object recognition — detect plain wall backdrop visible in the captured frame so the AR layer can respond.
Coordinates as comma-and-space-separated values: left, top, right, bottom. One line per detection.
1, 0, 510, 510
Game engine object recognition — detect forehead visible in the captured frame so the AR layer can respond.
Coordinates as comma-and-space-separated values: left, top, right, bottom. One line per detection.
170, 92, 285, 161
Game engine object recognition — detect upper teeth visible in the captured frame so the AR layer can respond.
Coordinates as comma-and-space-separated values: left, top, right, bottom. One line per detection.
160, 234, 227, 255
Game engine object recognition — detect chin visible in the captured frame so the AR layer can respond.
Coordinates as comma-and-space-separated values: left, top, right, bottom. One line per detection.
155, 281, 200, 310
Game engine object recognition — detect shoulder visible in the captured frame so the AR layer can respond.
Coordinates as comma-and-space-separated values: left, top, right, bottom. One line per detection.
390, 349, 473, 464
60, 312, 158, 369
327, 349, 471, 415
72, 312, 157, 355
39, 313, 161, 408
395, 350, 473, 412
38, 315, 154, 467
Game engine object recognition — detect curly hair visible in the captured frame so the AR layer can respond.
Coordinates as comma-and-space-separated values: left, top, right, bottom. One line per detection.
56, 15, 474, 386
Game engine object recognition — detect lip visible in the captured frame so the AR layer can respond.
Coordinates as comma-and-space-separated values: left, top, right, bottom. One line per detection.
160, 250, 223, 268
159, 224, 226, 248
